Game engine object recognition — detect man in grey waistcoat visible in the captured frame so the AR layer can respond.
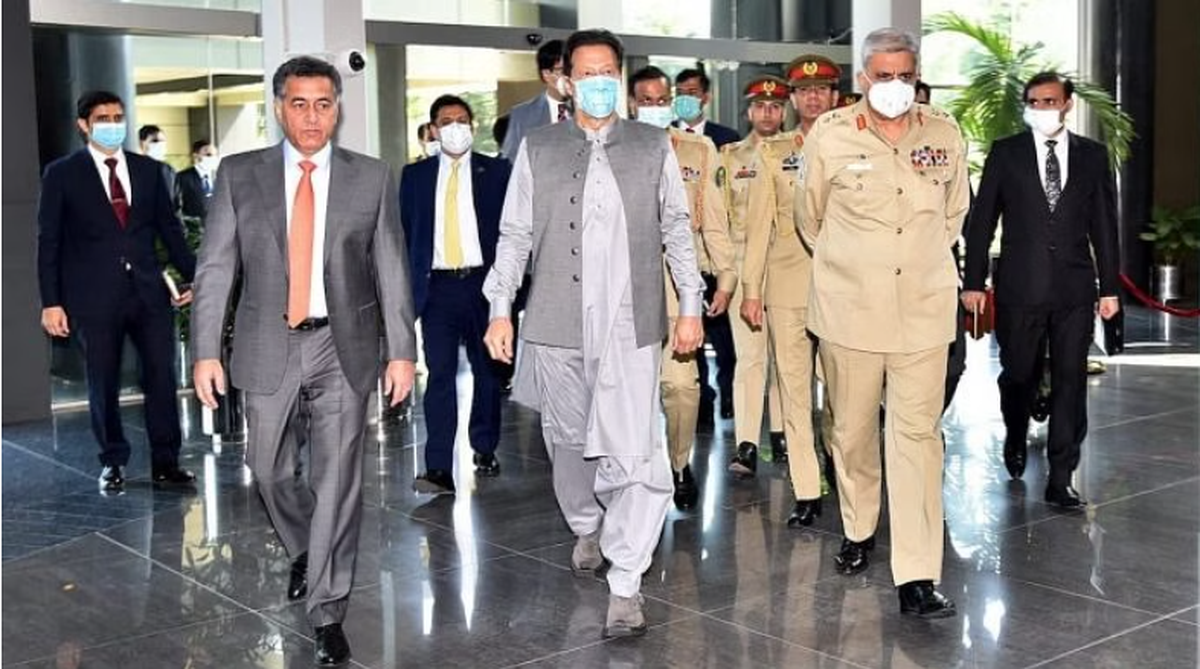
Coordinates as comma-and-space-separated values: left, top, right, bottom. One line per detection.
482, 29, 704, 638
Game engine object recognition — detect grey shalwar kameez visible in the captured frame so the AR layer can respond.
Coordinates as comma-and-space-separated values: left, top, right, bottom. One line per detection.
484, 119, 703, 597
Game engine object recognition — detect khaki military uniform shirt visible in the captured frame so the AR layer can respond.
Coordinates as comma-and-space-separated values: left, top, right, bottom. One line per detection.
720, 137, 771, 298
669, 127, 737, 296
742, 129, 813, 309
797, 100, 970, 353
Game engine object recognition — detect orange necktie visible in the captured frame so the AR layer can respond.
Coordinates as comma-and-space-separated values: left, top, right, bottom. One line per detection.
287, 160, 316, 327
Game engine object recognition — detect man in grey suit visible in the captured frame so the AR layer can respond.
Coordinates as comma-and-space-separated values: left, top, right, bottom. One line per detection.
483, 29, 704, 639
499, 39, 568, 159
191, 56, 416, 667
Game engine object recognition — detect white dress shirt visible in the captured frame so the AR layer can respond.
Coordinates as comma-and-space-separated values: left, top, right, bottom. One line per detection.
284, 140, 331, 318
1032, 128, 1070, 191
434, 151, 484, 269
544, 93, 569, 124
88, 144, 132, 205
676, 118, 707, 135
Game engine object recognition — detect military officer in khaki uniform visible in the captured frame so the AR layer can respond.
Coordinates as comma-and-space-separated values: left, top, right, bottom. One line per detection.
628, 66, 737, 510
789, 55, 843, 492
796, 28, 968, 618
723, 76, 789, 477
739, 56, 843, 529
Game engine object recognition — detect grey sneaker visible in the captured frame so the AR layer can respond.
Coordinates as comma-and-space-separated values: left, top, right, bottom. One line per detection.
570, 530, 603, 576
603, 593, 647, 638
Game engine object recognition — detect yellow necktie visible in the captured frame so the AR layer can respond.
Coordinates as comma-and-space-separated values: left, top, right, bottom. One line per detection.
444, 160, 463, 268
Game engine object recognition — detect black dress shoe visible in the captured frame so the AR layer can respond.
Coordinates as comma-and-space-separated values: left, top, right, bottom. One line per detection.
834, 536, 875, 575
413, 469, 456, 494
719, 396, 734, 420
152, 466, 197, 488
728, 442, 758, 476
473, 452, 501, 477
770, 431, 788, 463
673, 465, 699, 510
1044, 484, 1086, 509
99, 465, 125, 494
786, 498, 822, 528
287, 553, 308, 601
1002, 434, 1027, 480
314, 623, 351, 666
898, 580, 957, 618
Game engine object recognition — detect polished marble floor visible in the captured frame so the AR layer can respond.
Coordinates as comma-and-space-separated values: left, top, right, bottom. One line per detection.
3, 307, 1198, 668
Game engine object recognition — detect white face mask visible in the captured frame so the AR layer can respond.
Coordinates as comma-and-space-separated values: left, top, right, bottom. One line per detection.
636, 106, 674, 129
422, 140, 441, 157
198, 155, 219, 173
1023, 107, 1065, 136
866, 79, 916, 119
437, 123, 473, 156
146, 142, 168, 161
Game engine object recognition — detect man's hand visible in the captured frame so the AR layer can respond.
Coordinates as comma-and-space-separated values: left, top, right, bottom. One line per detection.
1098, 296, 1121, 321
171, 288, 194, 308
383, 360, 416, 407
672, 316, 704, 355
961, 290, 988, 314
707, 290, 731, 317
740, 297, 765, 329
483, 317, 515, 364
193, 358, 226, 409
41, 307, 70, 338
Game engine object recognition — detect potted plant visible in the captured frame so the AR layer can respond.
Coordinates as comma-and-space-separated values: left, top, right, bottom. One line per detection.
923, 12, 1134, 172
1138, 205, 1200, 302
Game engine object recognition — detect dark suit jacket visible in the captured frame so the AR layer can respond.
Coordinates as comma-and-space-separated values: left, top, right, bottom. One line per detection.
501, 94, 554, 159
964, 131, 1119, 309
37, 149, 195, 321
399, 152, 512, 316
703, 120, 741, 148
191, 143, 417, 396
176, 166, 209, 219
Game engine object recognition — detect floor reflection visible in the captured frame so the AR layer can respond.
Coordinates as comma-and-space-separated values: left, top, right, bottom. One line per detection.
1, 307, 1197, 668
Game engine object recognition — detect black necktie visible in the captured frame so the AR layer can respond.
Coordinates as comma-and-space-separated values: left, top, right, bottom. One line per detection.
557, 103, 569, 122
1044, 139, 1062, 211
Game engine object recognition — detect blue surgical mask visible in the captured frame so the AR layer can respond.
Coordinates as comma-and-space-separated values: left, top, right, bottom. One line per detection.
672, 95, 703, 123
573, 76, 620, 119
91, 122, 127, 151
637, 106, 674, 129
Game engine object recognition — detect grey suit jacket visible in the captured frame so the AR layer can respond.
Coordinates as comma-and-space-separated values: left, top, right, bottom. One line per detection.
500, 94, 552, 159
190, 142, 416, 396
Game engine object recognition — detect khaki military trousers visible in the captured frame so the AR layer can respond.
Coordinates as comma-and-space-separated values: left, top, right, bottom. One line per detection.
767, 307, 820, 499
661, 316, 700, 472
728, 286, 783, 446
819, 341, 947, 585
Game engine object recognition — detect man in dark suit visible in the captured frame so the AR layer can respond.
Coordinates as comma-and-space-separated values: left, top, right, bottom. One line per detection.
401, 94, 511, 494
500, 39, 568, 159
175, 138, 218, 222
672, 66, 739, 422
191, 56, 417, 666
673, 67, 741, 148
963, 71, 1120, 509
38, 91, 197, 495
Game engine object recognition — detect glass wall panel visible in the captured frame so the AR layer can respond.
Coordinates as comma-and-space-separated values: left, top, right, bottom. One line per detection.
400, 44, 538, 162
365, 0, 544, 27
32, 28, 265, 408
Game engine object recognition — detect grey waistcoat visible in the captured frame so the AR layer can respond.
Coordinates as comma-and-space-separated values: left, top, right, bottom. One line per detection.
522, 118, 669, 349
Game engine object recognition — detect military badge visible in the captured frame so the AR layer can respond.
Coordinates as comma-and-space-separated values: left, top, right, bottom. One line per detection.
734, 166, 758, 179
781, 153, 803, 172
680, 165, 702, 182
716, 166, 727, 188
